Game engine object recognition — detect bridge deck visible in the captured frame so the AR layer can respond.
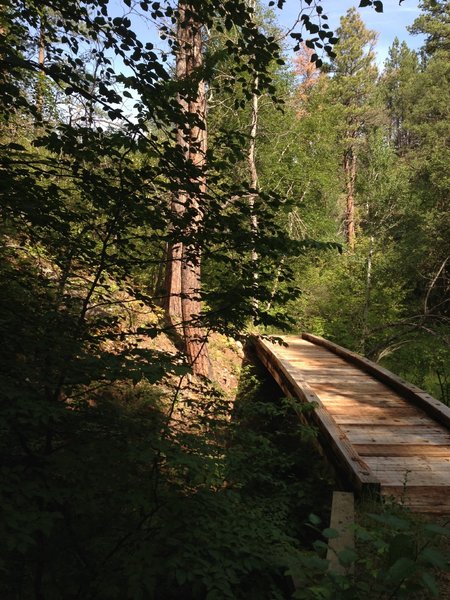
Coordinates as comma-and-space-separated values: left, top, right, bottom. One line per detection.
253, 334, 450, 513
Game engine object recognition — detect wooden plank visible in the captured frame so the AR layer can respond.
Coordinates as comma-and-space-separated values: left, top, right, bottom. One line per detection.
287, 363, 366, 371
326, 405, 422, 416
355, 444, 450, 457
318, 397, 408, 409
306, 377, 379, 384
322, 394, 414, 403
287, 362, 374, 372
286, 365, 366, 375
327, 492, 355, 575
251, 337, 380, 493
366, 457, 436, 471
332, 414, 430, 426
344, 423, 450, 434
366, 456, 450, 468
384, 486, 450, 494
380, 485, 450, 513
286, 357, 344, 363
343, 425, 450, 445
380, 469, 450, 489
314, 391, 404, 400
296, 378, 374, 385
305, 378, 380, 386
303, 333, 450, 430
312, 383, 395, 393
374, 470, 450, 486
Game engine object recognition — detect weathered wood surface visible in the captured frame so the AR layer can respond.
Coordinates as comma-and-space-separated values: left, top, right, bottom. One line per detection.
252, 334, 450, 513
327, 492, 355, 575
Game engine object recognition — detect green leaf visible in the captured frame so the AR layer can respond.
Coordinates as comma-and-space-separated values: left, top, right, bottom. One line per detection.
368, 513, 409, 531
420, 546, 449, 570
421, 572, 439, 597
338, 548, 358, 566
322, 527, 339, 539
175, 569, 187, 585
388, 533, 416, 564
386, 557, 416, 585
308, 513, 322, 526
374, 1, 383, 13
313, 539, 328, 552
423, 523, 450, 538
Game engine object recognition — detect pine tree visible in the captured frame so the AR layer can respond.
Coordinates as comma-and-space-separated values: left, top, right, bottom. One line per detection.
382, 38, 419, 153
330, 8, 379, 249
406, 0, 450, 339
165, 2, 211, 377
409, 0, 450, 56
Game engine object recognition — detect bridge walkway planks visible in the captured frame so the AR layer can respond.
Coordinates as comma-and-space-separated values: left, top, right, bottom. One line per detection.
252, 334, 450, 513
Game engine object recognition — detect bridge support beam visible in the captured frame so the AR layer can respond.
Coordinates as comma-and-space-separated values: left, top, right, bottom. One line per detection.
327, 491, 355, 575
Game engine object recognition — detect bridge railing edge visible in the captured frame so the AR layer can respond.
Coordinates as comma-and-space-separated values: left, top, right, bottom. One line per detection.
249, 336, 380, 496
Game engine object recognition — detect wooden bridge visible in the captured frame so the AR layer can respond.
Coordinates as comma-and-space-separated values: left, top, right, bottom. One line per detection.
252, 333, 450, 513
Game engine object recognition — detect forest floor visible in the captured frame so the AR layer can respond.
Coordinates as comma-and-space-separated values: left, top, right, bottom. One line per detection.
123, 298, 245, 397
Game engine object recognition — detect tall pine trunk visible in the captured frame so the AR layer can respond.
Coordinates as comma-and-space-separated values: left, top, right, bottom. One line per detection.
165, 2, 211, 378
361, 235, 374, 353
248, 74, 259, 309
343, 146, 357, 249
35, 17, 45, 125
247, 0, 259, 311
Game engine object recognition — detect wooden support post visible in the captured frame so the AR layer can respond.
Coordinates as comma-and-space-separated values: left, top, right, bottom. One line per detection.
327, 491, 355, 575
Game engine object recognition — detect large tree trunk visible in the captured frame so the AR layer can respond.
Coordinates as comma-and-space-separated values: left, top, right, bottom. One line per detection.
35, 18, 46, 125
361, 235, 374, 353
247, 0, 259, 310
164, 233, 183, 329
343, 146, 357, 250
165, 2, 211, 378
164, 4, 188, 328
248, 74, 259, 309
181, 42, 211, 377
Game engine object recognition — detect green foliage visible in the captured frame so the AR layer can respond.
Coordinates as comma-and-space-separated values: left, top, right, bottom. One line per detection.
278, 5, 449, 403
0, 1, 328, 597
1, 0, 450, 597
381, 337, 450, 405
409, 0, 450, 57
290, 509, 450, 599
0, 350, 336, 599
228, 366, 333, 523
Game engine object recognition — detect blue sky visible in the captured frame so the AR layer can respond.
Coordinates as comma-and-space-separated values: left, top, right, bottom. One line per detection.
107, 0, 425, 117
269, 0, 424, 65
109, 0, 426, 73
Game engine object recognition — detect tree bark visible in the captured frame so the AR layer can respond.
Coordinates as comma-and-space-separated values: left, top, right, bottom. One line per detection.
344, 146, 357, 250
248, 74, 259, 308
165, 2, 211, 378
361, 235, 374, 353
247, 0, 259, 310
164, 4, 187, 328
35, 18, 45, 125
181, 39, 211, 377
164, 234, 183, 329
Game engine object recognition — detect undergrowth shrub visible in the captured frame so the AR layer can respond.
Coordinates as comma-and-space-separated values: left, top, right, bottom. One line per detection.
290, 507, 450, 599
0, 317, 334, 600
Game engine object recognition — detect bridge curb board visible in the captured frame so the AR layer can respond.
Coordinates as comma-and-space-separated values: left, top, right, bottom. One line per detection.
251, 334, 450, 513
